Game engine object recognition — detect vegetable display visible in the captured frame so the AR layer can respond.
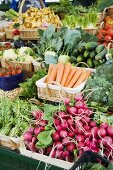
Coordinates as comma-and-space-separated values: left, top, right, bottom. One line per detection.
0, 66, 22, 77
45, 63, 91, 88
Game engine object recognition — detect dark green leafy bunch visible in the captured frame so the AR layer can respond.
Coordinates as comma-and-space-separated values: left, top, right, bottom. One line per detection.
85, 60, 113, 108
83, 162, 113, 170
19, 69, 46, 99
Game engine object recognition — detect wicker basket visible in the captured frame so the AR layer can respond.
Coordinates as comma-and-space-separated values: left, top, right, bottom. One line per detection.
1, 59, 34, 79
0, 134, 20, 150
5, 0, 45, 40
36, 67, 95, 102
108, 5, 113, 15
83, 28, 98, 35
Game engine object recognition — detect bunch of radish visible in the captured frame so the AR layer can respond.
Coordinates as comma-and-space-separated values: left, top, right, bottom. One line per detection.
23, 93, 113, 162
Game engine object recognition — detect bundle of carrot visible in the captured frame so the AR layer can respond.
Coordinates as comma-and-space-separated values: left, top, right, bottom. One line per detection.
45, 62, 92, 88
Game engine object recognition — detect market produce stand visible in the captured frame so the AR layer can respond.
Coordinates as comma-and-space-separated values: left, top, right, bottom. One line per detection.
1, 0, 113, 170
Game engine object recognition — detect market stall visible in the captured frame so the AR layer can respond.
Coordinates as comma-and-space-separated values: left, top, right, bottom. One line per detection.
1, 0, 113, 170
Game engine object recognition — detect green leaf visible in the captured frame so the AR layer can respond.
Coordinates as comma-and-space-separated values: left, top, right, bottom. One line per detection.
43, 25, 55, 40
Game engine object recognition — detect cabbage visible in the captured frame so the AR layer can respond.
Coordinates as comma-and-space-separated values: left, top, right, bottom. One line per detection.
18, 47, 34, 57
3, 49, 17, 61
58, 54, 70, 64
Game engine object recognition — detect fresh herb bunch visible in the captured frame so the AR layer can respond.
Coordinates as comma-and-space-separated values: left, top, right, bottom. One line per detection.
83, 162, 113, 170
19, 69, 46, 99
0, 98, 38, 137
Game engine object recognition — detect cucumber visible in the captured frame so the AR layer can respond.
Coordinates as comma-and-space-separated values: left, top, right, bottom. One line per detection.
76, 55, 84, 62
90, 51, 96, 58
78, 46, 85, 53
70, 56, 76, 63
95, 48, 107, 61
87, 58, 94, 68
85, 42, 98, 51
96, 45, 105, 54
72, 49, 79, 56
93, 60, 100, 67
84, 50, 90, 58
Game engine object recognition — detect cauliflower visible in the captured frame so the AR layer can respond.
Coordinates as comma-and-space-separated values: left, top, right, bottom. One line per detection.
3, 49, 17, 61
18, 47, 34, 57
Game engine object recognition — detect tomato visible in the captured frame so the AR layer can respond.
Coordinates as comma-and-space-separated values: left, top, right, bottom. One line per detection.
99, 29, 106, 35
107, 29, 113, 36
104, 24, 113, 31
97, 33, 103, 41
104, 35, 112, 42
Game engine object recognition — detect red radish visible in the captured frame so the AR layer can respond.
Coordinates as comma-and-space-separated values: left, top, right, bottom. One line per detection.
100, 123, 108, 129
66, 142, 76, 152
83, 146, 91, 151
67, 118, 74, 124
84, 125, 90, 131
56, 125, 62, 131
40, 120, 48, 126
98, 128, 107, 138
51, 150, 56, 158
92, 148, 99, 153
56, 150, 63, 159
90, 121, 97, 127
75, 93, 83, 101
84, 109, 93, 116
47, 146, 52, 153
34, 127, 41, 135
68, 132, 75, 138
66, 106, 77, 116
85, 139, 90, 146
82, 116, 90, 123
64, 98, 70, 105
24, 133, 32, 141
68, 124, 75, 132
98, 139, 102, 144
74, 128, 78, 134
52, 132, 61, 141
102, 136, 113, 146
62, 137, 70, 146
91, 127, 99, 138
76, 135, 84, 142
28, 142, 36, 152
76, 121, 83, 127
77, 128, 84, 135
54, 119, 60, 126
60, 130, 68, 138
40, 126, 45, 131
79, 149, 84, 156
84, 131, 91, 138
75, 101, 84, 109
27, 127, 34, 134
90, 142, 97, 150
55, 142, 64, 151
62, 151, 70, 158
58, 112, 69, 119
78, 142, 85, 149
92, 138, 98, 145
107, 126, 113, 137
32, 136, 37, 143
61, 119, 68, 129
32, 110, 43, 120
77, 108, 85, 114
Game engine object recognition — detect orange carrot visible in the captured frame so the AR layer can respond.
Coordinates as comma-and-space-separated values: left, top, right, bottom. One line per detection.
61, 62, 72, 87
86, 70, 91, 78
64, 67, 77, 87
45, 64, 54, 83
67, 69, 82, 88
56, 63, 64, 84
48, 64, 58, 82
73, 70, 87, 88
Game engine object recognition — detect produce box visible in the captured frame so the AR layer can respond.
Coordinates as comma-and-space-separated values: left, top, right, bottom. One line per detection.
0, 147, 63, 170
36, 67, 95, 102
19, 147, 73, 170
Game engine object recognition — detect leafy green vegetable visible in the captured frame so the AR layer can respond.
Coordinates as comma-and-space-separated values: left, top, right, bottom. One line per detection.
19, 69, 46, 99
83, 162, 113, 170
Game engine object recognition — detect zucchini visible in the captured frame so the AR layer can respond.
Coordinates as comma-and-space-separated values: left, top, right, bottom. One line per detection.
90, 51, 96, 58
87, 58, 94, 68
76, 55, 84, 62
84, 51, 90, 58
70, 56, 76, 63
95, 48, 107, 61
72, 49, 79, 56
96, 45, 105, 54
85, 42, 98, 51
78, 42, 86, 53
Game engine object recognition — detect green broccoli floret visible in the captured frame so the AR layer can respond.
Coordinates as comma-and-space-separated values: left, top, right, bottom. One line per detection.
108, 86, 113, 108
85, 77, 112, 104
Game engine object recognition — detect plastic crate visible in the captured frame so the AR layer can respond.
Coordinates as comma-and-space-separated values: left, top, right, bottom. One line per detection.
70, 151, 110, 170
0, 147, 63, 170
0, 73, 23, 91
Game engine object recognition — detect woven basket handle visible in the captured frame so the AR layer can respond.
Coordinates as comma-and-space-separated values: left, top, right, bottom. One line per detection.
76, 62, 89, 68
46, 81, 68, 101
102, 7, 107, 18
19, 0, 45, 25
29, 98, 42, 106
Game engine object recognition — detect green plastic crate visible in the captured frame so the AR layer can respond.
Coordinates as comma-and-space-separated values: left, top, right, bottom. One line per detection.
0, 147, 63, 170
